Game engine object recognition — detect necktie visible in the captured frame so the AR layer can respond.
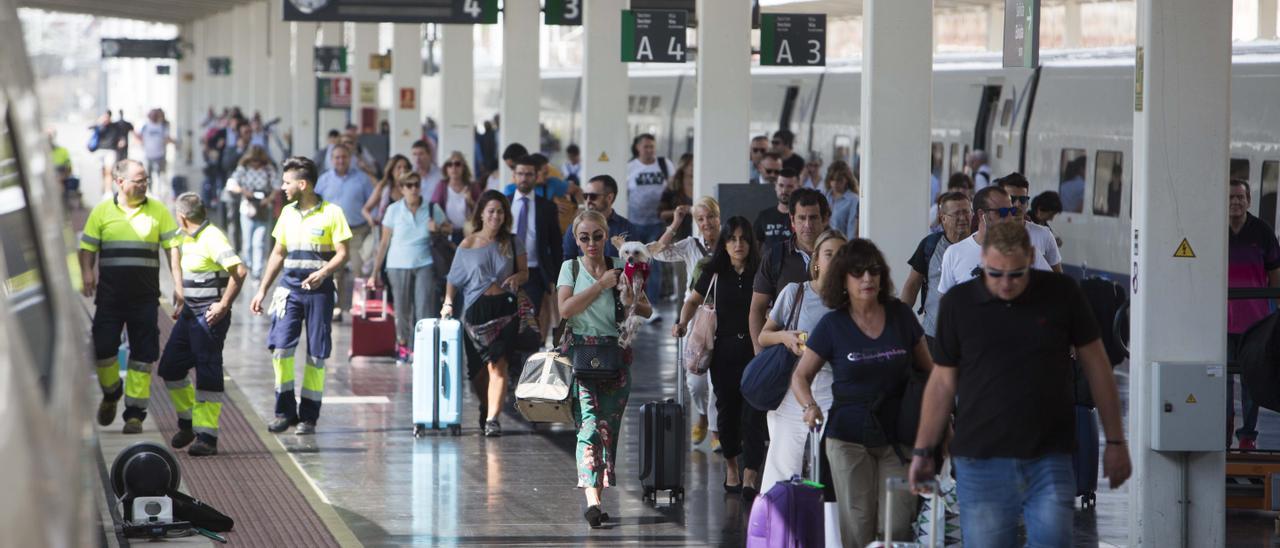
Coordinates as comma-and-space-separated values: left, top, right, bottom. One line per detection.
517, 196, 530, 242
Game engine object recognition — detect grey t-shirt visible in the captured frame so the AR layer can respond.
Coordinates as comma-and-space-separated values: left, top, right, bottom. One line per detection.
768, 282, 834, 333
923, 237, 954, 337
446, 238, 527, 311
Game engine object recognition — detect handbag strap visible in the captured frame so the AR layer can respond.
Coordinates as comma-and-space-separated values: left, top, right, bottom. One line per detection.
786, 284, 806, 331
705, 273, 719, 308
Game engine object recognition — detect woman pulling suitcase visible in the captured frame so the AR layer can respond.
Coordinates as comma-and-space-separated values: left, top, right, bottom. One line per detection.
557, 210, 652, 527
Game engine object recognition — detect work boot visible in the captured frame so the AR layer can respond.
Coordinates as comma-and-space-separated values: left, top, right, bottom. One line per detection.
122, 418, 143, 434
97, 395, 120, 426
267, 415, 299, 433
295, 421, 316, 436
170, 428, 196, 449
187, 438, 218, 457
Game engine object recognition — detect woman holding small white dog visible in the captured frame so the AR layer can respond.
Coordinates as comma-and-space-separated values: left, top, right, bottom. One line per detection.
558, 209, 651, 527
652, 196, 722, 448
674, 216, 764, 497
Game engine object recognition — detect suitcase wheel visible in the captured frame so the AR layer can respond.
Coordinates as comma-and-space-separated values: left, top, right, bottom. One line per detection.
642, 488, 654, 503
1079, 492, 1096, 510
449, 424, 462, 436
413, 424, 427, 438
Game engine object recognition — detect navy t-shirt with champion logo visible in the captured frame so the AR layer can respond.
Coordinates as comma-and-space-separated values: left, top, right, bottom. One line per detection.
806, 300, 922, 445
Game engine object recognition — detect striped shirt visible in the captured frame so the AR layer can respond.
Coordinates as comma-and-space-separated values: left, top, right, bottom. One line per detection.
79, 196, 180, 304
178, 222, 242, 314
271, 200, 352, 293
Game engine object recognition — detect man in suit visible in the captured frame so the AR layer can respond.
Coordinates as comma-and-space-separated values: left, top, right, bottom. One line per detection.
508, 155, 564, 342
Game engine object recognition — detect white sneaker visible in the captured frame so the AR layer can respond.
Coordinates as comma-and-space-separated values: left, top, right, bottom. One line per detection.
646, 313, 663, 325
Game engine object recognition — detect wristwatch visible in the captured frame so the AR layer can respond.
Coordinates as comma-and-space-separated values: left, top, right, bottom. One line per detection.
911, 447, 933, 458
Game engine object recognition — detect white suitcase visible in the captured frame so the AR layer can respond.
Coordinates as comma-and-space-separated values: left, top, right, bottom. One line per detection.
412, 318, 464, 436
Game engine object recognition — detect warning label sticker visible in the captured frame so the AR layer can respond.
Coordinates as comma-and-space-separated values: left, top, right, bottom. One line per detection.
1174, 239, 1196, 258
1186, 393, 1197, 404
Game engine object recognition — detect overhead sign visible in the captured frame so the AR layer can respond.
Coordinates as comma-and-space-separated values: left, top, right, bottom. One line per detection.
1003, 0, 1040, 68
399, 88, 416, 110
155, 65, 171, 75
283, 0, 497, 24
621, 10, 688, 64
101, 38, 181, 59
317, 76, 352, 108
545, 0, 583, 25
760, 14, 825, 66
369, 52, 392, 72
314, 46, 347, 73
207, 57, 232, 76
359, 82, 377, 104
631, 0, 694, 13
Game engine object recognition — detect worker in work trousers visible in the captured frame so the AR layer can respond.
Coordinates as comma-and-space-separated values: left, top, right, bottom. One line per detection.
79, 159, 183, 435
251, 156, 351, 436
160, 193, 247, 456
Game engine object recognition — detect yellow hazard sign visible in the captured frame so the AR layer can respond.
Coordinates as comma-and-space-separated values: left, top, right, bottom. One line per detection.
1173, 238, 1196, 258
1186, 393, 1197, 404
598, 151, 610, 162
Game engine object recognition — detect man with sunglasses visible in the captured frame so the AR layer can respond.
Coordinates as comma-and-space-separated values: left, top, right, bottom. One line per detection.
754, 151, 783, 187
936, 186, 1052, 297
910, 221, 1131, 546
996, 172, 1063, 273
562, 175, 633, 259
748, 135, 769, 183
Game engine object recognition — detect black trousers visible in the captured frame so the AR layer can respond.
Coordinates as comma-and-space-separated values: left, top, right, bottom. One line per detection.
709, 332, 768, 466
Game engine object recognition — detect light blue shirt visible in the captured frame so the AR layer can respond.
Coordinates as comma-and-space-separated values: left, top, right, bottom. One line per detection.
315, 168, 374, 228
828, 191, 860, 238
380, 200, 434, 270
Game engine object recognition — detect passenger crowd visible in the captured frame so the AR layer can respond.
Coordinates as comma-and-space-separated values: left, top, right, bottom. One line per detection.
83, 106, 1192, 547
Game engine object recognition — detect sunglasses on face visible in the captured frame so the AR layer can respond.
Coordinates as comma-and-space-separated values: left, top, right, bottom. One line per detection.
401, 182, 420, 188
444, 161, 463, 168
984, 267, 1029, 279
577, 233, 606, 243
583, 192, 605, 200
1009, 195, 1030, 205
763, 169, 781, 176
850, 264, 882, 278
771, 140, 783, 146
982, 207, 1019, 218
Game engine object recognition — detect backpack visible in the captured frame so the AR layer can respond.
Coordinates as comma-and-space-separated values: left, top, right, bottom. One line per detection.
657, 157, 670, 181
914, 232, 948, 314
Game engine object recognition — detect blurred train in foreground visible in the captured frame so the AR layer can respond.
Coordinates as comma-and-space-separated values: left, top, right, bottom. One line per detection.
476, 43, 1280, 283
0, 0, 95, 545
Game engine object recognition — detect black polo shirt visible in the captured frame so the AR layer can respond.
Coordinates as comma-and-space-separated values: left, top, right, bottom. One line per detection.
934, 270, 1100, 459
695, 262, 756, 337
753, 238, 811, 304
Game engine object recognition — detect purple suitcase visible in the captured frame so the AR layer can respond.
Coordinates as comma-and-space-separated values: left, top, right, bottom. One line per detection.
746, 428, 825, 548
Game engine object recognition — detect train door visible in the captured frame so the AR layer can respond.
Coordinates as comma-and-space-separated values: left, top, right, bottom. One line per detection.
972, 84, 1002, 154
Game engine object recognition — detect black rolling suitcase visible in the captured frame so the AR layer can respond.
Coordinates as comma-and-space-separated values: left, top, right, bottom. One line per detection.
1072, 404, 1100, 509
639, 337, 687, 504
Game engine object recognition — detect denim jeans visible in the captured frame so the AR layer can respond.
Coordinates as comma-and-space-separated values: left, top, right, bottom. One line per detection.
240, 213, 269, 278
630, 222, 666, 306
953, 454, 1075, 548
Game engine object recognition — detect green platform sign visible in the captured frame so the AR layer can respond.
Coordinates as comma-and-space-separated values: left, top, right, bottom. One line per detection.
545, 0, 583, 26
207, 57, 231, 76
314, 46, 347, 73
621, 9, 688, 63
283, 0, 496, 24
760, 13, 825, 67
1003, 0, 1040, 68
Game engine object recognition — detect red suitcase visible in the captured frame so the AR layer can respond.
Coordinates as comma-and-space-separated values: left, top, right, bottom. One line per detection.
350, 279, 397, 358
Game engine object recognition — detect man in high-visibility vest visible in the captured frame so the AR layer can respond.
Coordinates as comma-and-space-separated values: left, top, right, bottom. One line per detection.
79, 159, 183, 434
250, 156, 350, 436
160, 193, 246, 456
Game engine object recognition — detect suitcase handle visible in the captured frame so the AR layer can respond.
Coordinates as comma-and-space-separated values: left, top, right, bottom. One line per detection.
883, 477, 942, 548
358, 286, 388, 321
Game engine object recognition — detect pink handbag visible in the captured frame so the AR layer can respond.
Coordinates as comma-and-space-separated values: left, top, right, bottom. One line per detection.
683, 274, 717, 375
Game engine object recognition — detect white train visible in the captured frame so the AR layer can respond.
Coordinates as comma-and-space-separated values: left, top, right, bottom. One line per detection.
0, 0, 96, 545
475, 43, 1280, 283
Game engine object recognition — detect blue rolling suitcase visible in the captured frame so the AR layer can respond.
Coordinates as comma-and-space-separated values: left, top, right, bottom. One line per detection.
413, 318, 464, 436
1072, 404, 1100, 509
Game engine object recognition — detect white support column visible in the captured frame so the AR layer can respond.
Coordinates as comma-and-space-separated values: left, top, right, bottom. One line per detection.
438, 25, 474, 166
694, 0, 750, 203
247, 1, 270, 116
499, 0, 541, 185
987, 2, 1003, 52
859, 0, 932, 290
1261, 0, 1278, 40
1064, 0, 1082, 49
269, 0, 294, 153
232, 3, 252, 110
351, 23, 380, 132
390, 24, 424, 156
582, 0, 630, 211
292, 22, 318, 157
1130, 1, 1231, 546
176, 21, 196, 169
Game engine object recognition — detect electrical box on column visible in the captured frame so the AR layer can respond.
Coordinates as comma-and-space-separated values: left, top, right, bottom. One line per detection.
1150, 361, 1226, 451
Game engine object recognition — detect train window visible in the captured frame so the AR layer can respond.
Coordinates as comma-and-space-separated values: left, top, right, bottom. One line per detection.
1092, 150, 1124, 218
1261, 161, 1279, 230
649, 95, 662, 114
1000, 98, 1014, 127
949, 143, 961, 176
0, 111, 56, 397
930, 142, 943, 179
1058, 148, 1088, 213
1230, 158, 1250, 182
636, 95, 649, 113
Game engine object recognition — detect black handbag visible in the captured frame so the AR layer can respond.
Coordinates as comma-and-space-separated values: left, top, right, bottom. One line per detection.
429, 203, 457, 280
565, 258, 627, 380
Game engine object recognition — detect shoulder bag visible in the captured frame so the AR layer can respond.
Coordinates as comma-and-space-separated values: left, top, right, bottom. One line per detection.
566, 258, 628, 380
682, 273, 717, 375
428, 203, 457, 281
509, 240, 543, 353
740, 285, 806, 411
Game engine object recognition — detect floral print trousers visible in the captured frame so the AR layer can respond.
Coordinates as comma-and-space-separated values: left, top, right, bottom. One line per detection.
573, 368, 631, 489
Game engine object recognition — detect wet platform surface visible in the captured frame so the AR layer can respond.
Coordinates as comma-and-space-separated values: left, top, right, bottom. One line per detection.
186, 288, 1279, 546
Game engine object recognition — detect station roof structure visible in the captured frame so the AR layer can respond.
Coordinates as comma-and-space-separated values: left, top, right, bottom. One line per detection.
21, 0, 1123, 25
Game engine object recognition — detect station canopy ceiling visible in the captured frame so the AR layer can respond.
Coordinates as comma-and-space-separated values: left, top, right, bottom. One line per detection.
20, 0, 1112, 25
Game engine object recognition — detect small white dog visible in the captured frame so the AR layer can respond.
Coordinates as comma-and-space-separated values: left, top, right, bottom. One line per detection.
617, 241, 652, 348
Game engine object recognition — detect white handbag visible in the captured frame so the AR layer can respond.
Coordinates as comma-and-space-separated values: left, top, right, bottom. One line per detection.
514, 351, 576, 424
683, 274, 717, 375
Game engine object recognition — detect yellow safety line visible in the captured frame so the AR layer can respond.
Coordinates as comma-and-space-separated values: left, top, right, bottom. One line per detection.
222, 379, 363, 548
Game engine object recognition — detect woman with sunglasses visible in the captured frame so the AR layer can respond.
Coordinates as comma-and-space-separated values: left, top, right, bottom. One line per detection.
362, 154, 412, 229
558, 209, 651, 527
791, 238, 935, 546
441, 190, 528, 437
674, 216, 764, 498
430, 151, 482, 244
367, 172, 437, 363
